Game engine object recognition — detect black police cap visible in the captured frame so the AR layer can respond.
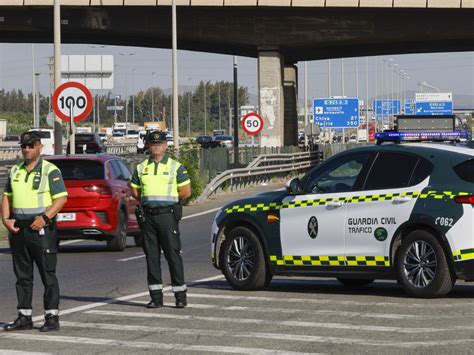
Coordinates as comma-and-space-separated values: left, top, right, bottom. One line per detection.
145, 131, 167, 144
19, 132, 42, 145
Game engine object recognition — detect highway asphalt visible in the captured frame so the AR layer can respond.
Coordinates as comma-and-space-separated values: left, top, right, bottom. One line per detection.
1, 181, 474, 354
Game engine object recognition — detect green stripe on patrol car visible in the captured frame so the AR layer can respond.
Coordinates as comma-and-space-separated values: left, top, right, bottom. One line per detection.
225, 191, 470, 214
269, 255, 390, 267
453, 248, 474, 261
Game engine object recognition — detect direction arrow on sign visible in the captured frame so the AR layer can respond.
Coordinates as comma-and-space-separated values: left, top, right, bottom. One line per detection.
241, 113, 264, 135
52, 81, 93, 123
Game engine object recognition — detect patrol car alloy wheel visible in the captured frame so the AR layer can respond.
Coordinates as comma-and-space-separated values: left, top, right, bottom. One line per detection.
221, 226, 268, 290
396, 231, 454, 298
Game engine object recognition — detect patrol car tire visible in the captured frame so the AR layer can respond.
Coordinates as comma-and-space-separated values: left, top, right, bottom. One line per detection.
220, 226, 267, 291
107, 212, 128, 252
396, 231, 454, 298
337, 278, 374, 287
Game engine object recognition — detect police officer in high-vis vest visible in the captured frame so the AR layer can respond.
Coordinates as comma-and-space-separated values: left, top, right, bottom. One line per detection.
131, 131, 191, 308
3, 132, 68, 332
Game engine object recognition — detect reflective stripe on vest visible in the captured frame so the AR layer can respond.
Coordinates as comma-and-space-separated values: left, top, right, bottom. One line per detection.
9, 160, 58, 214
137, 157, 181, 203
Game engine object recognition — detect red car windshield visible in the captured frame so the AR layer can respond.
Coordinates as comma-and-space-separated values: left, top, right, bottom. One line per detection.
51, 160, 105, 180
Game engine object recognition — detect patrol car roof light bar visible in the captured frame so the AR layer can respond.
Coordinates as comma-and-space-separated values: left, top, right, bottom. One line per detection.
375, 131, 467, 145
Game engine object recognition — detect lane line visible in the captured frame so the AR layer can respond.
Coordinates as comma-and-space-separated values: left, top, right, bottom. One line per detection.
0, 333, 309, 354
30, 274, 224, 322
85, 310, 449, 334
182, 207, 221, 220
175, 292, 474, 309
117, 254, 146, 262
58, 321, 474, 348
127, 300, 441, 320
0, 351, 51, 355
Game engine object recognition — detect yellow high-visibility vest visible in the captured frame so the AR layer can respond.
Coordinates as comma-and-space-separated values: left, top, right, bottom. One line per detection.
8, 160, 64, 216
135, 157, 182, 205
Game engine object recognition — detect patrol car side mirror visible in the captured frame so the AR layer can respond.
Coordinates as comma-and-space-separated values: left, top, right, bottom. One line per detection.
286, 178, 303, 195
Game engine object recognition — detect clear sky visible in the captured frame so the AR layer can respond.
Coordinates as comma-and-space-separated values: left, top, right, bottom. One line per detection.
1, 43, 473, 107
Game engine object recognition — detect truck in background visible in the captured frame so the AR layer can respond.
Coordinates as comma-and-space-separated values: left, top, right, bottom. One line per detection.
144, 121, 167, 132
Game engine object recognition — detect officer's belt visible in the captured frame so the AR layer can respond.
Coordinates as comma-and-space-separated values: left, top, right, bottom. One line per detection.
143, 206, 175, 215
14, 219, 34, 228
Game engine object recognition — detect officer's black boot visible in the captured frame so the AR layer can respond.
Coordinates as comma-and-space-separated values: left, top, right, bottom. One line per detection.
4, 314, 33, 331
175, 291, 187, 308
39, 315, 59, 332
147, 291, 164, 309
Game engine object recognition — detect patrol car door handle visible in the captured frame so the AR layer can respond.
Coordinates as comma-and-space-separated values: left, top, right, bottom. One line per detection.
327, 201, 345, 207
393, 196, 412, 203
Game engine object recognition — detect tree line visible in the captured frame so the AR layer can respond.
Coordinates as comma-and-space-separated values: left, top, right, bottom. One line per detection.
0, 81, 250, 135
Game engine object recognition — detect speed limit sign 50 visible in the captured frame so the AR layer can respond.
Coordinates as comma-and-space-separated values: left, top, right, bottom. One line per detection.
52, 81, 93, 123
241, 113, 264, 135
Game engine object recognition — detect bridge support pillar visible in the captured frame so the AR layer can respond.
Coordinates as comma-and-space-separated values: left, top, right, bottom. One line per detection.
258, 50, 298, 147
283, 63, 298, 147
258, 50, 284, 147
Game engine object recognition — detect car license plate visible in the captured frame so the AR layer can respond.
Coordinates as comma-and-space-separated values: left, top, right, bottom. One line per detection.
57, 213, 76, 222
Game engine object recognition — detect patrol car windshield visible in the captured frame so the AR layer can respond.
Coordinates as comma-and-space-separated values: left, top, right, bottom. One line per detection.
302, 153, 370, 194
52, 160, 105, 180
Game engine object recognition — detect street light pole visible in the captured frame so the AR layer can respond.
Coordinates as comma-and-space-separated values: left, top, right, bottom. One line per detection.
304, 61, 308, 147
204, 82, 207, 135
151, 71, 156, 121
171, 0, 179, 150
131, 68, 136, 125
53, 0, 62, 154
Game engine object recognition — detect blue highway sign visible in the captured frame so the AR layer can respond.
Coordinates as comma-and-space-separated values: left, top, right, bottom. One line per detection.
404, 99, 415, 115
373, 100, 401, 116
313, 98, 359, 128
415, 101, 453, 116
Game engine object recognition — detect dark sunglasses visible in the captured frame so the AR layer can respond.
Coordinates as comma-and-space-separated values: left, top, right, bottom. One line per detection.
20, 144, 35, 149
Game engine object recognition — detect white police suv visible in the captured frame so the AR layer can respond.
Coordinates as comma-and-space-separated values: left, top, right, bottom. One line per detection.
211, 132, 474, 298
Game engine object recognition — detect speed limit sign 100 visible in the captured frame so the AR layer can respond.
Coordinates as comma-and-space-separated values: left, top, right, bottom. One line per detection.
52, 81, 93, 123
242, 113, 264, 135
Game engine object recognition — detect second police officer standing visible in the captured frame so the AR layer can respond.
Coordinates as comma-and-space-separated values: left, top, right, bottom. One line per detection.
3, 132, 68, 332
131, 131, 192, 308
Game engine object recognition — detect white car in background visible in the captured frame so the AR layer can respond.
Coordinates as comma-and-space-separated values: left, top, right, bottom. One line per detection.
28, 128, 55, 155
213, 135, 234, 148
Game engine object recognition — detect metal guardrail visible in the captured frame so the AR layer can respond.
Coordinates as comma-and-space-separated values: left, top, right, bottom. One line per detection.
0, 143, 137, 161
197, 150, 322, 202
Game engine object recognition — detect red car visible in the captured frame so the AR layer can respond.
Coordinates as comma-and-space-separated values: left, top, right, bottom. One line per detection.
46, 155, 141, 251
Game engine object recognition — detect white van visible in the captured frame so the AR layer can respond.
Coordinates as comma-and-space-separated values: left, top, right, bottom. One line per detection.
137, 130, 146, 153
28, 129, 55, 155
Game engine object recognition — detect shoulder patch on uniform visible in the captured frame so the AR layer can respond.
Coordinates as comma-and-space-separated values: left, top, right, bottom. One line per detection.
53, 177, 60, 182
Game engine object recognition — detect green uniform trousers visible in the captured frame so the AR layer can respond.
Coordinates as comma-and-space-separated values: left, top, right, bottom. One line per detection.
142, 211, 185, 295
9, 220, 59, 312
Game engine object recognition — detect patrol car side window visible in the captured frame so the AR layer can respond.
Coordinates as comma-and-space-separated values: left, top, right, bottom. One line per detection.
304, 154, 370, 194
364, 152, 420, 190
454, 159, 474, 183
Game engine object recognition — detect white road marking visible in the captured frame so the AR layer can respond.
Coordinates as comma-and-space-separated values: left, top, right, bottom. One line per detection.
117, 254, 146, 262
130, 300, 428, 319
182, 207, 221, 220
30, 274, 224, 322
176, 292, 474, 309
0, 333, 309, 354
59, 321, 474, 348
59, 239, 85, 246
0, 351, 51, 355
85, 310, 449, 334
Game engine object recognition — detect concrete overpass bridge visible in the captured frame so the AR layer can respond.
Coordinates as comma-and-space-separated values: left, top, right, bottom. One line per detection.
1, 0, 473, 146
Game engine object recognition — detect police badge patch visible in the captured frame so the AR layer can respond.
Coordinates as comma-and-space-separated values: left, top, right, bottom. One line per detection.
307, 216, 318, 239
